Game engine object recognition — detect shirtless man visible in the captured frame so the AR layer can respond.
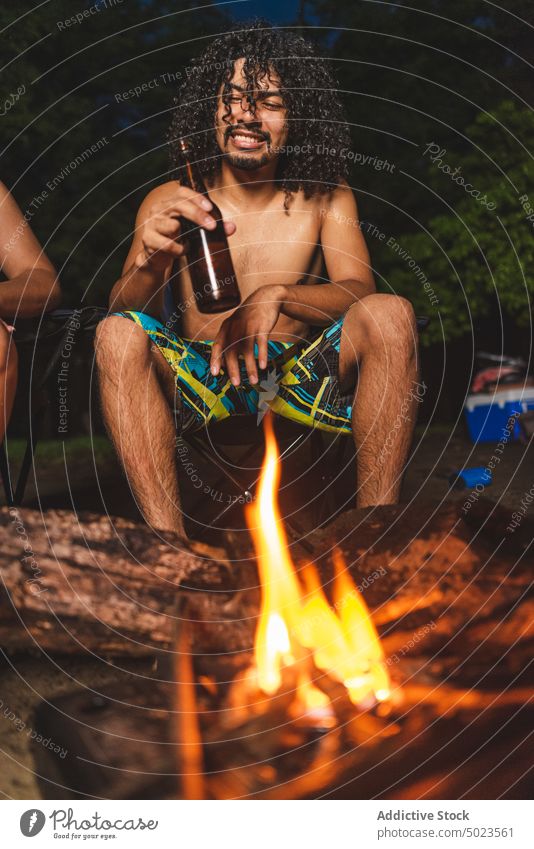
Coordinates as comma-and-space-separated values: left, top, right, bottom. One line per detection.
0, 182, 61, 442
95, 23, 419, 538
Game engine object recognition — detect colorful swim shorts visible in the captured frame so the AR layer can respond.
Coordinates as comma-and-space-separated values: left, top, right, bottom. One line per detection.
115, 310, 354, 435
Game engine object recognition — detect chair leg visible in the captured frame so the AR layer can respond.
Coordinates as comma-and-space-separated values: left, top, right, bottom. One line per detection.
12, 321, 76, 506
196, 441, 259, 530
325, 435, 350, 523
0, 441, 14, 506
311, 430, 348, 527
203, 431, 310, 533
183, 427, 315, 542
13, 433, 38, 506
187, 436, 257, 499
310, 429, 324, 526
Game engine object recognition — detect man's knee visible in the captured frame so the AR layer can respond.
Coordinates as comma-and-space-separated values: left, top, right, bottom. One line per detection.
346, 293, 417, 352
94, 315, 150, 372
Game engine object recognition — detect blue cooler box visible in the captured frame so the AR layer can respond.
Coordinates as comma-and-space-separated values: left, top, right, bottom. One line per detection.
464, 386, 534, 442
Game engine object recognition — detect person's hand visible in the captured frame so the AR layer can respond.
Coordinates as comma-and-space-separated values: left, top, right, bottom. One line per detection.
134, 186, 236, 269
210, 285, 286, 385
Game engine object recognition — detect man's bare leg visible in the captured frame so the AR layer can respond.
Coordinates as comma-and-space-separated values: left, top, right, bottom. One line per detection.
338, 293, 420, 508
94, 315, 185, 536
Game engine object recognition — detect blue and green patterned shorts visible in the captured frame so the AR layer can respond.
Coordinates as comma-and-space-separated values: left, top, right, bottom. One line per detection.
114, 310, 353, 435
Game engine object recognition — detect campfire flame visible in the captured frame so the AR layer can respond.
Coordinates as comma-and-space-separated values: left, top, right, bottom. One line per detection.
246, 415, 390, 713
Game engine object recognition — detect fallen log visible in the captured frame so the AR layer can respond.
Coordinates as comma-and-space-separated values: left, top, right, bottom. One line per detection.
0, 499, 530, 667
300, 496, 531, 589
299, 498, 532, 674
0, 507, 251, 657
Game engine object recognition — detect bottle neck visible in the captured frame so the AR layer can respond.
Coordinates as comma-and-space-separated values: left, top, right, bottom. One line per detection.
179, 148, 206, 195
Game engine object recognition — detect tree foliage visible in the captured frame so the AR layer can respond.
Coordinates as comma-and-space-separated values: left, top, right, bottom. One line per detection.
372, 101, 534, 344
304, 0, 534, 344
1, 0, 532, 348
1, 0, 227, 304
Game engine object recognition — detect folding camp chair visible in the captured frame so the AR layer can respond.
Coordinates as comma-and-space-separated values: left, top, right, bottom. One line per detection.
0, 306, 106, 506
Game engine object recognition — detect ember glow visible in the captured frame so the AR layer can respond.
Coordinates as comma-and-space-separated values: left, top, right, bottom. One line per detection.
246, 415, 391, 713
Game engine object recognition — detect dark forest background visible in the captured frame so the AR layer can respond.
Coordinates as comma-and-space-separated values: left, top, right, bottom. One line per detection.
1, 0, 533, 424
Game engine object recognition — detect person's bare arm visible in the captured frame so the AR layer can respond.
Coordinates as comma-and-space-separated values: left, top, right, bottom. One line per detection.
210, 184, 375, 385
0, 183, 61, 319
276, 183, 375, 325
109, 183, 235, 317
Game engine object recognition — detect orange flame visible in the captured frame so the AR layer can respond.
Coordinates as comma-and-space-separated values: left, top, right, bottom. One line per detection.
246, 415, 390, 711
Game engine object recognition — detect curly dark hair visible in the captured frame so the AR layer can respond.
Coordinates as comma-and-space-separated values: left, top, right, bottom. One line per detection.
167, 20, 352, 209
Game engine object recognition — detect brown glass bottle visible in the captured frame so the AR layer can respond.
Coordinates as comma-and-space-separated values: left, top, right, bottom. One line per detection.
177, 138, 241, 313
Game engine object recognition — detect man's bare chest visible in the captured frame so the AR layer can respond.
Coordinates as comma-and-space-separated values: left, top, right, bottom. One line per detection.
226, 208, 323, 289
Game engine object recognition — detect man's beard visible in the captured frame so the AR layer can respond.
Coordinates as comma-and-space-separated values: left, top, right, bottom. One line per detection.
223, 150, 271, 171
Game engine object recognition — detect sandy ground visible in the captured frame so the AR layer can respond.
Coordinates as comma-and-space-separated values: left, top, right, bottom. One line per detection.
403, 423, 534, 510
1, 425, 532, 799
0, 655, 153, 800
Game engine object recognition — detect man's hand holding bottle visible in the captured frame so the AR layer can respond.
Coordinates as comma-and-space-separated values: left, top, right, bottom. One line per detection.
134, 186, 236, 271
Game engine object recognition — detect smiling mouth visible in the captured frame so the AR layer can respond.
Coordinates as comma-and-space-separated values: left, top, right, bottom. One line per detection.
228, 130, 266, 150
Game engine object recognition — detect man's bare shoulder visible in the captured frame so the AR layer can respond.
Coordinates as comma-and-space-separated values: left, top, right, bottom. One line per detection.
284, 187, 330, 222
289, 182, 356, 217
141, 180, 181, 208
319, 181, 360, 226
325, 180, 356, 207
134, 180, 183, 225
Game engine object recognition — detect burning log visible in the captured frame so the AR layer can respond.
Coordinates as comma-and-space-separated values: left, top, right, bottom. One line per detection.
35, 673, 533, 800
295, 497, 533, 687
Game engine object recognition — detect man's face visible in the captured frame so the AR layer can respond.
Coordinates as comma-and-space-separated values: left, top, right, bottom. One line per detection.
215, 58, 289, 172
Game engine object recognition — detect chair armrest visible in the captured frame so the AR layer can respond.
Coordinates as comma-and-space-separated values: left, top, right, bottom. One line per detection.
416, 316, 430, 332
13, 306, 108, 344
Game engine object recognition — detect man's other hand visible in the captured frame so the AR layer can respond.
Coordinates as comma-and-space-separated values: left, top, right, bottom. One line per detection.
210, 285, 286, 386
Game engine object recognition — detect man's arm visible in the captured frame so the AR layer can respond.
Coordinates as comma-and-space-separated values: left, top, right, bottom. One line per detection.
0, 183, 61, 319
109, 185, 179, 318
276, 182, 375, 325
109, 182, 235, 317
210, 183, 375, 384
